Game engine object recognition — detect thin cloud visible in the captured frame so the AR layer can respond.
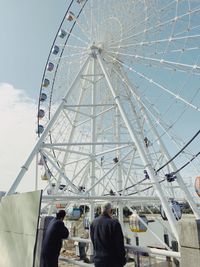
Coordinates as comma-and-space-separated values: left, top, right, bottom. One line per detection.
0, 83, 37, 191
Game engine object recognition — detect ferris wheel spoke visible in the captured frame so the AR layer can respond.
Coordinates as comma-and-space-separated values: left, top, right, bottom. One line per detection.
64, 28, 89, 46
148, 46, 200, 56
58, 53, 88, 67
112, 65, 177, 139
119, 74, 183, 141
112, 64, 198, 160
59, 43, 87, 50
110, 33, 200, 50
111, 6, 200, 48
110, 0, 177, 46
53, 51, 88, 60
162, 0, 179, 55
108, 50, 200, 74
110, 55, 200, 112
73, 18, 92, 43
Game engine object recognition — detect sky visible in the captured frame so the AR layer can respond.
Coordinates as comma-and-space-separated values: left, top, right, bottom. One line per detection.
0, 0, 69, 191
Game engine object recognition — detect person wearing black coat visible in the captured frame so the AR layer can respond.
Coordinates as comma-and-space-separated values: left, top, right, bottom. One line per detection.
90, 202, 126, 267
41, 210, 69, 267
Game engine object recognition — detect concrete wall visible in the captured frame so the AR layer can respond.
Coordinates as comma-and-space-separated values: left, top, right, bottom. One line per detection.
0, 191, 42, 267
179, 219, 200, 267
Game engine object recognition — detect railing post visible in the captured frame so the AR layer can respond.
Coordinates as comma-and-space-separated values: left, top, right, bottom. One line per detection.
164, 229, 171, 264
171, 240, 180, 267
135, 234, 140, 267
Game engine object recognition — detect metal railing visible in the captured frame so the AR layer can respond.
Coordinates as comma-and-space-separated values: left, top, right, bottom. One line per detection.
59, 237, 180, 267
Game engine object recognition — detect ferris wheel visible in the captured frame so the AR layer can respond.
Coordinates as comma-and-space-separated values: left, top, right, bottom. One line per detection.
8, 0, 200, 244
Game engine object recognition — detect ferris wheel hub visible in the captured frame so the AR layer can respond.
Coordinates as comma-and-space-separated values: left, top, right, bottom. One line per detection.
89, 43, 103, 58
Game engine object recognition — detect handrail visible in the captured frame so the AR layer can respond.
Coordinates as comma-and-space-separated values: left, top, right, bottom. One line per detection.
69, 237, 181, 259
60, 257, 93, 266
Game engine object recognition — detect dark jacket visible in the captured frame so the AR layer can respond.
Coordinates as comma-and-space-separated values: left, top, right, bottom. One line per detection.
41, 218, 69, 267
90, 214, 126, 267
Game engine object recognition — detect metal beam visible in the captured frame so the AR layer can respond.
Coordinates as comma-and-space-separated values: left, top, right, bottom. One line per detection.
96, 51, 179, 242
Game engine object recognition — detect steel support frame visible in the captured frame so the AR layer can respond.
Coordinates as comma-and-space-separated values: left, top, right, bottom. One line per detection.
140, 102, 200, 219
96, 52, 179, 242
7, 56, 90, 195
121, 70, 200, 219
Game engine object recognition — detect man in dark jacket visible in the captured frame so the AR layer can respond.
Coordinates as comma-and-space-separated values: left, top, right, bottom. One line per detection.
41, 210, 69, 267
90, 202, 126, 267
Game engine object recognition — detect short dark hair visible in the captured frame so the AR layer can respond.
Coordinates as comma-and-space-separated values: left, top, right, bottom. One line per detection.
102, 202, 113, 215
56, 209, 66, 219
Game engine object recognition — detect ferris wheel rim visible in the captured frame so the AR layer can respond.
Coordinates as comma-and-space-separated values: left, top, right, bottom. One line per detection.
37, 0, 89, 136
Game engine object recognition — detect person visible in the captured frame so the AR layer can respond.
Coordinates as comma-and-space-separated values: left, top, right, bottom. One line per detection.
78, 231, 90, 262
90, 202, 126, 267
41, 210, 69, 267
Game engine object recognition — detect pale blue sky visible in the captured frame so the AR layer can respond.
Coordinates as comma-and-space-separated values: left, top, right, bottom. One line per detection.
0, 0, 68, 99
0, 0, 70, 191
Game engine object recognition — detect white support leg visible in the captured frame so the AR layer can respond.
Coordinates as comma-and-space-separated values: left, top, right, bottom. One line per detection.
7, 57, 90, 195
115, 107, 124, 226
115, 65, 200, 218
97, 52, 179, 242
54, 61, 91, 195
140, 105, 200, 219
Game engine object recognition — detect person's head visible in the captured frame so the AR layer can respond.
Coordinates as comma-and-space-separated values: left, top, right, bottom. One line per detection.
101, 202, 113, 217
56, 209, 66, 220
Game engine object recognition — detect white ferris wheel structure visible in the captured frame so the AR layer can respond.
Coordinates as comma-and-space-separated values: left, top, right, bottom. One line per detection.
7, 0, 200, 246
